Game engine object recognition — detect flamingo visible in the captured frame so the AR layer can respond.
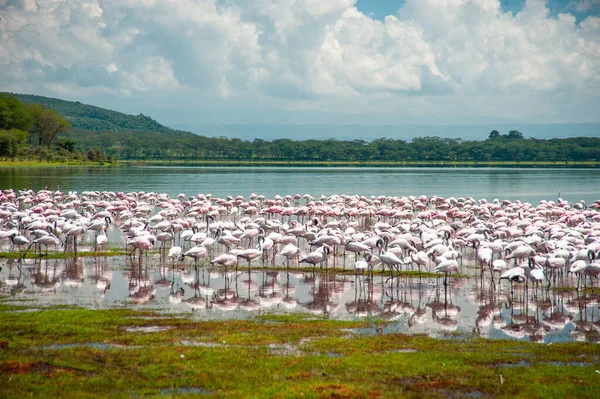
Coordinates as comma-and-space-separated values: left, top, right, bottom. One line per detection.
569, 255, 590, 290
407, 249, 430, 274
475, 241, 493, 275
300, 245, 331, 270
344, 240, 371, 261
240, 225, 260, 248
11, 233, 30, 256
168, 246, 183, 263
64, 223, 86, 254
22, 235, 60, 258
96, 226, 108, 251
582, 252, 600, 291
529, 263, 545, 289
216, 228, 240, 251
184, 245, 207, 267
545, 255, 566, 286
434, 258, 459, 287
156, 230, 174, 255
237, 247, 262, 267
127, 236, 154, 266
280, 243, 300, 268
377, 238, 403, 276
354, 253, 371, 274
210, 253, 239, 268
500, 267, 526, 295
258, 234, 275, 264
506, 245, 536, 266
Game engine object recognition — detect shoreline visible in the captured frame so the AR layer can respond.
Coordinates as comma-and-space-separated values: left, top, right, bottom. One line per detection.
2, 160, 598, 168
0, 160, 115, 168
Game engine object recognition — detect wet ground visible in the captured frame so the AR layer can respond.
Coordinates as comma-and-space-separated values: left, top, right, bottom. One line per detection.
2, 248, 599, 344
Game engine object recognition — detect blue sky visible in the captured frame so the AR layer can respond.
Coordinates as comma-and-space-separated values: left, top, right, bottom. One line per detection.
356, 0, 599, 22
1, 0, 599, 127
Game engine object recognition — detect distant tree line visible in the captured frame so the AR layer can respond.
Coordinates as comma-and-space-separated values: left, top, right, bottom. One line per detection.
3, 93, 599, 164
66, 127, 600, 163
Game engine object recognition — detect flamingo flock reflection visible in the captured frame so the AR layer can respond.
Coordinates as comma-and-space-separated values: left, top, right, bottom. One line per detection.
1, 188, 600, 342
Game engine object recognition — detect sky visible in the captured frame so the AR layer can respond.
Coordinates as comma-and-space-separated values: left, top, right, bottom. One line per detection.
1, 0, 599, 127
356, 0, 598, 22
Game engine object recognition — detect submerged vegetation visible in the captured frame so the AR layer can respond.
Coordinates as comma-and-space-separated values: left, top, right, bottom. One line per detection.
0, 305, 598, 398
3, 92, 599, 166
0, 248, 127, 260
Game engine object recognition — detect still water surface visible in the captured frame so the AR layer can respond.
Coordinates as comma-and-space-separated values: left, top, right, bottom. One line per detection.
1, 166, 598, 204
2, 252, 597, 344
1, 166, 599, 343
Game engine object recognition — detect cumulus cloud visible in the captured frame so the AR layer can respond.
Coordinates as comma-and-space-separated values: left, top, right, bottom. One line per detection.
0, 0, 598, 123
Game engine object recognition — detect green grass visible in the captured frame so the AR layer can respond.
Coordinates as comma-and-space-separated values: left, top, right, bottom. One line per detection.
120, 159, 600, 168
2, 159, 598, 168
0, 249, 464, 280
0, 249, 128, 260
0, 304, 598, 398
0, 160, 115, 167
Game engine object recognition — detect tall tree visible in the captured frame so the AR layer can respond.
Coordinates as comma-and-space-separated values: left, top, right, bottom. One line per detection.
507, 130, 524, 139
29, 106, 71, 148
488, 130, 500, 139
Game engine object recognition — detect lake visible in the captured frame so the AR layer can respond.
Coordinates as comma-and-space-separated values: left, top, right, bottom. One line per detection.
3, 253, 596, 343
1, 166, 599, 344
0, 166, 598, 204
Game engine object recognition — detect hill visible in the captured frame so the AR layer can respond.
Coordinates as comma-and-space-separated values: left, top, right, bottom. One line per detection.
3, 93, 598, 165
10, 93, 193, 137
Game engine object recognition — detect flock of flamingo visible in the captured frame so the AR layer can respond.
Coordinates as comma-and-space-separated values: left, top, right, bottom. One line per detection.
1, 188, 600, 340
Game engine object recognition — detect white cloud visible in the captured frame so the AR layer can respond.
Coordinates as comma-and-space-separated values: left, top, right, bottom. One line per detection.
309, 10, 443, 96
0, 0, 598, 123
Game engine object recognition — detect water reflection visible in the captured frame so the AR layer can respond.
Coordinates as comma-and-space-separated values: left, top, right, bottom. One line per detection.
31, 259, 62, 292
1, 167, 599, 204
3, 255, 599, 343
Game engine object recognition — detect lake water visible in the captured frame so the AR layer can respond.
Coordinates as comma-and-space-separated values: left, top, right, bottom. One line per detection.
2, 253, 598, 344
1, 166, 599, 343
1, 166, 598, 204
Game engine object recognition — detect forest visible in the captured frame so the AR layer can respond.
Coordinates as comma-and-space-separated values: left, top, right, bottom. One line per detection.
13, 93, 193, 137
2, 93, 599, 164
0, 93, 111, 163
66, 128, 599, 164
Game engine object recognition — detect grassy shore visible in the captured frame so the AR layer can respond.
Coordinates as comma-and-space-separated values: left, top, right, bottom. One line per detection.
0, 160, 114, 168
121, 159, 600, 168
1, 159, 598, 168
0, 304, 597, 398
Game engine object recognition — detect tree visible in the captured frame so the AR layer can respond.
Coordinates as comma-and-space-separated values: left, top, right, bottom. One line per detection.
0, 93, 33, 131
29, 106, 71, 149
0, 129, 28, 160
507, 130, 524, 139
488, 130, 500, 139
26, 104, 44, 145
56, 138, 77, 152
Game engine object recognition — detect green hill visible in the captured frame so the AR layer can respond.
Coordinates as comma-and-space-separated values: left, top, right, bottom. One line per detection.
3, 92, 598, 165
9, 93, 193, 137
